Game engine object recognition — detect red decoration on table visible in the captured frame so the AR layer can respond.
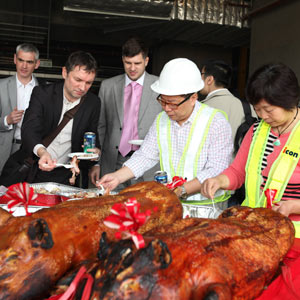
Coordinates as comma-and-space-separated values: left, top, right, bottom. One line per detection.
1, 182, 38, 216
44, 266, 93, 300
265, 188, 278, 209
166, 176, 187, 190
104, 197, 154, 249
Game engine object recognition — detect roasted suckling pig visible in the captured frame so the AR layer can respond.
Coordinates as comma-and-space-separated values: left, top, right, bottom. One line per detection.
0, 182, 182, 300
53, 206, 295, 300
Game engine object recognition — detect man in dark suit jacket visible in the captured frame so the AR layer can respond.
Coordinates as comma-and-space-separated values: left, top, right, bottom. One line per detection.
89, 37, 161, 191
10, 51, 100, 185
0, 43, 40, 174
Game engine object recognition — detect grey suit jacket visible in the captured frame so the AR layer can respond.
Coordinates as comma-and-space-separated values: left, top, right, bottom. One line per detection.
98, 72, 162, 178
202, 89, 256, 141
0, 75, 39, 173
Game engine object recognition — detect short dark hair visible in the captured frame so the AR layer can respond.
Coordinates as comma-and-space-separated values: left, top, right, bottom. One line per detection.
16, 43, 39, 60
65, 51, 97, 74
246, 63, 300, 110
122, 37, 148, 59
201, 60, 232, 88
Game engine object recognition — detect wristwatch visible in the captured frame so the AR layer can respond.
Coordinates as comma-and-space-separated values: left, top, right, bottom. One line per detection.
179, 184, 188, 200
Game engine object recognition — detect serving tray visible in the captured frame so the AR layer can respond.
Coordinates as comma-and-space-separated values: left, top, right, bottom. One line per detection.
0, 182, 105, 217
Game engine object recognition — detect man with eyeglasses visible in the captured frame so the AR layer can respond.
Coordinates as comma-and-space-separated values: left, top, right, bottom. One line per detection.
0, 43, 40, 175
98, 58, 233, 218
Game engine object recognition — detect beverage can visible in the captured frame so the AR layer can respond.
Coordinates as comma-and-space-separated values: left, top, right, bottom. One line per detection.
83, 132, 96, 153
154, 171, 168, 184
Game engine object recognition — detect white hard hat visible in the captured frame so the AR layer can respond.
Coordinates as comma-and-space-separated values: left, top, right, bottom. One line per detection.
151, 58, 204, 95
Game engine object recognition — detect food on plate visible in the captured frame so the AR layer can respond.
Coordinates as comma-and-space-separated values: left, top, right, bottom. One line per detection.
69, 152, 98, 159
79, 153, 95, 157
69, 155, 80, 185
53, 206, 295, 300
0, 182, 182, 300
69, 191, 99, 199
34, 187, 62, 195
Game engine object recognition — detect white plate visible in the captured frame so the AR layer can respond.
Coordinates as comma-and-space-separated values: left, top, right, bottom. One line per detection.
68, 152, 99, 160
128, 139, 143, 146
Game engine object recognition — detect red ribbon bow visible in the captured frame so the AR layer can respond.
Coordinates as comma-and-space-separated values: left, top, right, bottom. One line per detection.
166, 176, 187, 190
1, 182, 38, 216
104, 197, 154, 249
44, 266, 93, 300
265, 188, 278, 208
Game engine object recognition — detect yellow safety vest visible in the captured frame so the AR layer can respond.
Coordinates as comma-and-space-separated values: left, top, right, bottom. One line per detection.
243, 120, 300, 237
156, 103, 230, 218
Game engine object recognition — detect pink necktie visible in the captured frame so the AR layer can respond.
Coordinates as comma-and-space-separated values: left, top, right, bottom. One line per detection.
119, 81, 142, 157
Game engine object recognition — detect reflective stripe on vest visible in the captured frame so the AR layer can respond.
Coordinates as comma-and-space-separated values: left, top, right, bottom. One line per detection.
243, 121, 270, 207
243, 120, 300, 237
156, 104, 229, 204
293, 221, 300, 238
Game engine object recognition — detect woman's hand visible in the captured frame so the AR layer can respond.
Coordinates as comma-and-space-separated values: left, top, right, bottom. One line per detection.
272, 200, 300, 217
201, 174, 230, 199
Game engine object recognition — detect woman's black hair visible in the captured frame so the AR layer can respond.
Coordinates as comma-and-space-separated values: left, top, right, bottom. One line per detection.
246, 63, 299, 110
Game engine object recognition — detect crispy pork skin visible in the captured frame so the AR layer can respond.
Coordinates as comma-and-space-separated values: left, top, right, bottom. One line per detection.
56, 206, 294, 300
0, 182, 182, 300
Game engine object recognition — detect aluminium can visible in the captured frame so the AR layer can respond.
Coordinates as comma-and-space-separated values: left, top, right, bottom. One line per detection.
83, 132, 96, 153
154, 171, 168, 184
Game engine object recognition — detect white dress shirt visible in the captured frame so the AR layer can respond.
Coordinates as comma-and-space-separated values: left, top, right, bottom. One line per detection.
34, 95, 80, 163
4, 75, 36, 139
124, 72, 145, 87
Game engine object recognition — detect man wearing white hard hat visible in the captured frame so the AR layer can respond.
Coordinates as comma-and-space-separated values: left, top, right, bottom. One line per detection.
98, 58, 233, 218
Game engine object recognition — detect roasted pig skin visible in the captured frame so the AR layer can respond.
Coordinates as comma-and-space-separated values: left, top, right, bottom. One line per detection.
0, 181, 182, 300
77, 206, 294, 300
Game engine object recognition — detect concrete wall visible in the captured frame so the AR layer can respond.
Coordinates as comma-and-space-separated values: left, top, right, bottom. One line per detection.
249, 0, 300, 79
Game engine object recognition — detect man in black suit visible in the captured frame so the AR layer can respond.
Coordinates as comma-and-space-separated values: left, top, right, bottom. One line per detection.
20, 51, 101, 185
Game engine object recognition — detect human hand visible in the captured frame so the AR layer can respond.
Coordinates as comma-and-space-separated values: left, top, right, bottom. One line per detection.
97, 173, 120, 191
39, 151, 56, 171
271, 200, 300, 217
6, 107, 24, 125
86, 147, 101, 161
89, 165, 100, 185
201, 177, 222, 199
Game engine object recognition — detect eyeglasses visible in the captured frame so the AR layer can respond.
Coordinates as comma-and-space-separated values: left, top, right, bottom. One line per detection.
156, 93, 193, 110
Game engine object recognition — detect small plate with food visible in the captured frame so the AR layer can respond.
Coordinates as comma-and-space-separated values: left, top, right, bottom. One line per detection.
68, 152, 99, 160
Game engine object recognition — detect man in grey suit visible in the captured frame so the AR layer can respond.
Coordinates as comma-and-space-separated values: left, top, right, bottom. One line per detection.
199, 60, 257, 145
89, 37, 161, 191
0, 43, 40, 174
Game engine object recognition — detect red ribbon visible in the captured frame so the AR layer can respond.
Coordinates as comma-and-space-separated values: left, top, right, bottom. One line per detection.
1, 182, 38, 216
166, 176, 187, 190
44, 266, 93, 300
104, 197, 154, 249
265, 188, 278, 208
